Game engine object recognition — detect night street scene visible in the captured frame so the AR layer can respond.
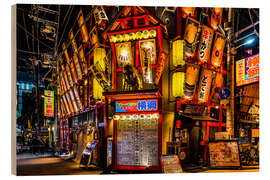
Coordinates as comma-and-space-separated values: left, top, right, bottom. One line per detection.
14, 3, 259, 175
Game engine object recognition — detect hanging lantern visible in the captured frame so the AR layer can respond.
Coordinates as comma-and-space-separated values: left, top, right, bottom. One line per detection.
83, 79, 88, 107
73, 86, 83, 111
116, 34, 123, 42
142, 30, 150, 39
109, 35, 117, 43
129, 32, 136, 41
89, 27, 99, 46
66, 64, 74, 87
65, 93, 74, 114
93, 78, 104, 100
59, 56, 65, 71
136, 31, 143, 40
78, 45, 88, 76
183, 17, 200, 58
73, 53, 83, 80
210, 8, 223, 31
93, 47, 106, 99
155, 51, 168, 85
70, 61, 78, 84
172, 39, 185, 67
197, 68, 213, 103
77, 10, 89, 43
68, 89, 79, 113
62, 95, 70, 115
181, 7, 196, 18
197, 25, 214, 64
60, 72, 67, 92
149, 29, 157, 38
62, 42, 70, 64
172, 72, 185, 97
69, 29, 78, 53
184, 64, 200, 100
63, 69, 70, 90
210, 72, 224, 104
211, 32, 226, 68
123, 34, 130, 41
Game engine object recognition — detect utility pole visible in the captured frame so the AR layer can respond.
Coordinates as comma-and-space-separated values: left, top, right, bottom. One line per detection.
226, 8, 235, 137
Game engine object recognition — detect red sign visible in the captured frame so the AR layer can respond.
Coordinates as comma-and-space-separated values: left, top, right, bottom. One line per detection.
115, 99, 158, 113
155, 51, 168, 85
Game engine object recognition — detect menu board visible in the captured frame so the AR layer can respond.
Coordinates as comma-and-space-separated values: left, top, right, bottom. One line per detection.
160, 155, 183, 173
208, 140, 241, 168
116, 114, 159, 167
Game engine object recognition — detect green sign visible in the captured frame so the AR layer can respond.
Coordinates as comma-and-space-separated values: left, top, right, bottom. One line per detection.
44, 90, 54, 117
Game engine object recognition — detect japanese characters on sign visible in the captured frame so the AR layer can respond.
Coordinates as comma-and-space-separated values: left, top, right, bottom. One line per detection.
211, 32, 226, 68
197, 68, 213, 103
115, 99, 158, 113
155, 51, 169, 85
44, 90, 54, 117
197, 25, 214, 64
236, 54, 259, 86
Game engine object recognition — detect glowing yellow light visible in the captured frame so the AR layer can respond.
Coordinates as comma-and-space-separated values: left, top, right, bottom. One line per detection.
172, 72, 185, 97
123, 34, 130, 41
129, 32, 136, 40
110, 35, 117, 43
172, 39, 185, 67
149, 29, 157, 38
142, 30, 149, 39
136, 31, 143, 40
116, 34, 123, 42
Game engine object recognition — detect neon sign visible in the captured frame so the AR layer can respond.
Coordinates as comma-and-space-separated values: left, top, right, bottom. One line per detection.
236, 54, 259, 86
115, 99, 158, 113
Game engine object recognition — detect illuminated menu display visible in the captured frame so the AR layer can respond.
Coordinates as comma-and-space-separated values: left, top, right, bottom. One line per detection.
236, 54, 259, 86
115, 99, 158, 113
115, 114, 159, 167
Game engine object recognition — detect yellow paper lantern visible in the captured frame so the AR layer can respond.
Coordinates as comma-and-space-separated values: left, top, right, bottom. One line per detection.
149, 29, 157, 38
172, 39, 185, 67
123, 34, 130, 41
129, 32, 136, 40
172, 72, 185, 97
136, 31, 143, 40
142, 30, 149, 39
116, 34, 123, 42
110, 35, 117, 43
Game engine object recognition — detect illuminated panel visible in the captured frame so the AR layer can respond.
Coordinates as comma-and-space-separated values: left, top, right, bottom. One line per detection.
172, 72, 185, 97
116, 113, 159, 167
44, 90, 54, 117
115, 99, 158, 113
172, 39, 185, 67
236, 54, 259, 86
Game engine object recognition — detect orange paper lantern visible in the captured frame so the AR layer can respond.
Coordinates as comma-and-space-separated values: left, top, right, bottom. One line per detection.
197, 25, 214, 64
211, 32, 226, 68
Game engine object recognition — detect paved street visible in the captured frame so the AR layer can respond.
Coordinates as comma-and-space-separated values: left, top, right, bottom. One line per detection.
16, 153, 103, 176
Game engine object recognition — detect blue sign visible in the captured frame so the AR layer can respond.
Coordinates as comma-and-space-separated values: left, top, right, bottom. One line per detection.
219, 88, 231, 100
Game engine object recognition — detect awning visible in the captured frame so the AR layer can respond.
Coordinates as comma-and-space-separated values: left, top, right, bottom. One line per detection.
182, 115, 218, 121
103, 89, 161, 101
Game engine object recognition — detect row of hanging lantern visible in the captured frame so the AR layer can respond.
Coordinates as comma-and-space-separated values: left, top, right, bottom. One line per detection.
172, 7, 226, 104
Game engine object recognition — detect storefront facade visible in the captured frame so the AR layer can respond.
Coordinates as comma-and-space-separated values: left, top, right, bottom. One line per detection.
55, 5, 259, 171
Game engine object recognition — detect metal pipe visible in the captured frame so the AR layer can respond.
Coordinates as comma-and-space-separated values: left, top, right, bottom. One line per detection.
234, 21, 259, 37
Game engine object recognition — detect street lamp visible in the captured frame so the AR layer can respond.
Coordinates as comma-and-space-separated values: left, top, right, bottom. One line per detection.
231, 38, 255, 55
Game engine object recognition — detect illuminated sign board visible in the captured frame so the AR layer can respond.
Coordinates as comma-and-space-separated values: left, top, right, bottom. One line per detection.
236, 54, 259, 86
44, 90, 54, 117
115, 99, 158, 113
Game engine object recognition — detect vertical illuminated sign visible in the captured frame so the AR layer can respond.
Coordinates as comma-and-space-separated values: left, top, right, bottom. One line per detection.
44, 90, 54, 117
